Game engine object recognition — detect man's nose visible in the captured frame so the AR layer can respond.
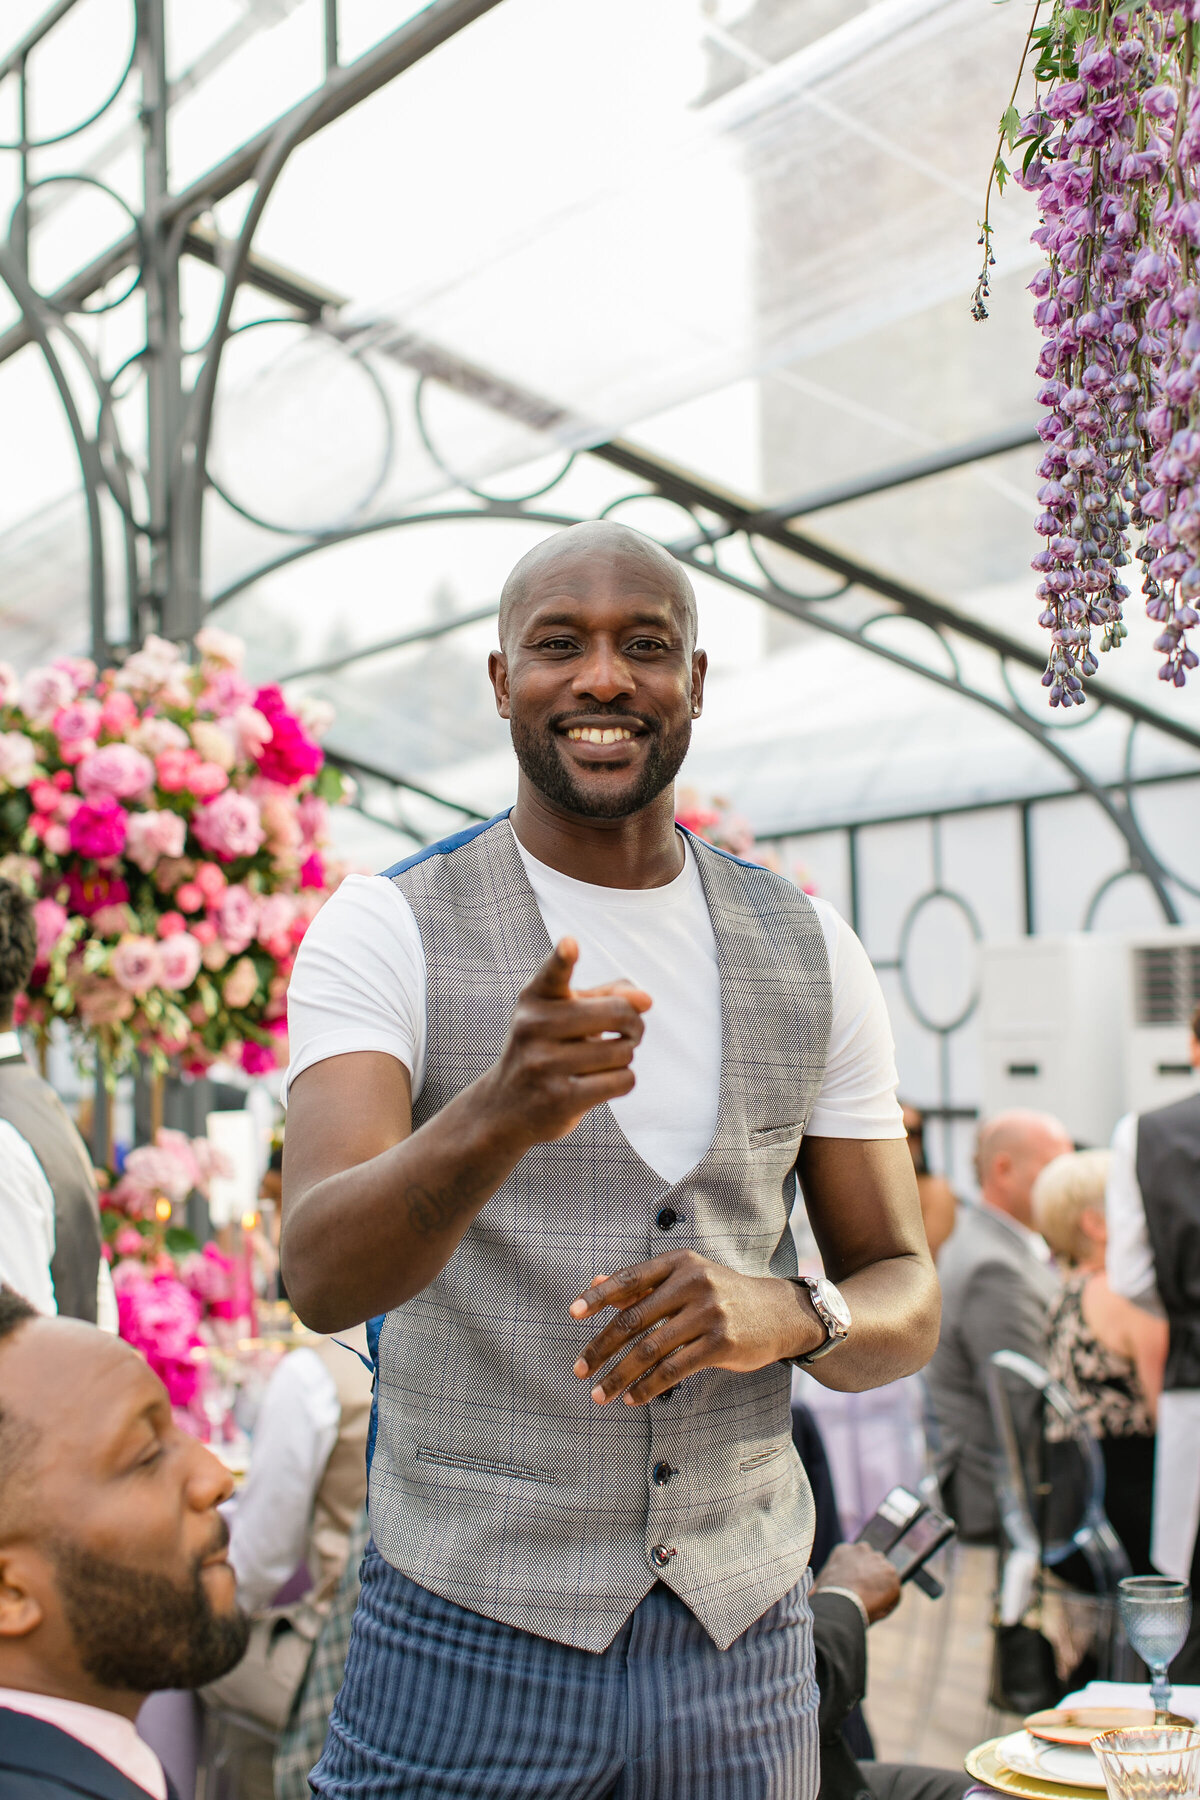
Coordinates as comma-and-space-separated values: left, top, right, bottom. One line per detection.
187, 1438, 236, 1509
572, 642, 633, 701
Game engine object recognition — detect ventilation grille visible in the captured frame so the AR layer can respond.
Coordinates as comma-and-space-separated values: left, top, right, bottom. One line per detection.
1134, 944, 1200, 1026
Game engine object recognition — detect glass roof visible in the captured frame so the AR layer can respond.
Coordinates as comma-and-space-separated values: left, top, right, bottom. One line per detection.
1, 0, 1198, 863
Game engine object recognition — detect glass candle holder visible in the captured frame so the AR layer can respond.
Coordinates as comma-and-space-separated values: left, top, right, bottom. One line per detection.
1092, 1728, 1200, 1800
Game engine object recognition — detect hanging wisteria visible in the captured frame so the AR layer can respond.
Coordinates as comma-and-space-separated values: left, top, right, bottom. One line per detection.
976, 4, 1200, 704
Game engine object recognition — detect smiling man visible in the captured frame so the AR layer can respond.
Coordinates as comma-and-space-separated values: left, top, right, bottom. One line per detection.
0, 1288, 249, 1800
282, 521, 939, 1800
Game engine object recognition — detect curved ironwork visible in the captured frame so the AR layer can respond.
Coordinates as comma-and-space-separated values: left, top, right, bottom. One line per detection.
413, 372, 576, 504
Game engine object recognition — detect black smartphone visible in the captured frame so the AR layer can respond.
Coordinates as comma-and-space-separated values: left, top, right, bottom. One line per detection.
885, 1503, 955, 1582
854, 1485, 925, 1554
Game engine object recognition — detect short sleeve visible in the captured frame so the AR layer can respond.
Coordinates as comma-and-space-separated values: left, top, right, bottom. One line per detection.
283, 873, 427, 1104
804, 900, 905, 1140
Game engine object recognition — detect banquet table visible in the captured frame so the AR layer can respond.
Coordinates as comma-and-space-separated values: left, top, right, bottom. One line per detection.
964, 1683, 1200, 1800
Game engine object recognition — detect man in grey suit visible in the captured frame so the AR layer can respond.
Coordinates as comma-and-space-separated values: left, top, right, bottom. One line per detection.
927, 1111, 1070, 1543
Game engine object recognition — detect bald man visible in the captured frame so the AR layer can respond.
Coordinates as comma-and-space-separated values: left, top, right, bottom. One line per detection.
926, 1111, 1072, 1543
282, 522, 939, 1800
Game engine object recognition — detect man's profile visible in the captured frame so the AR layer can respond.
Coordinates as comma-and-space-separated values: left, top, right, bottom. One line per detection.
282, 521, 940, 1799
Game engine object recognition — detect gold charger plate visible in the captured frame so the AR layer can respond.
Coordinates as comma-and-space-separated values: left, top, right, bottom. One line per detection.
965, 1737, 1099, 1799
1025, 1708, 1193, 1747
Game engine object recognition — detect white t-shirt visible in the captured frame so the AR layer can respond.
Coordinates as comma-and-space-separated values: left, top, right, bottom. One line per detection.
284, 826, 904, 1183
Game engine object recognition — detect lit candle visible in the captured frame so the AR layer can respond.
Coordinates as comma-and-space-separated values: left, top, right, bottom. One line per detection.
240, 1210, 259, 1338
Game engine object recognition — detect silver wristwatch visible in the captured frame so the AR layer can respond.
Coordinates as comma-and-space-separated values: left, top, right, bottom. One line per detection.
791, 1275, 851, 1366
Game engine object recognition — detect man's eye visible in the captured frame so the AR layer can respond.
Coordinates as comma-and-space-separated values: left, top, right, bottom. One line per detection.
137, 1444, 164, 1469
538, 638, 577, 651
627, 639, 666, 653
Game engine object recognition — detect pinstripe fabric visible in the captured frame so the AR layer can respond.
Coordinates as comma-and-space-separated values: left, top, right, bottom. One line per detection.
310, 1549, 819, 1800
370, 816, 832, 1653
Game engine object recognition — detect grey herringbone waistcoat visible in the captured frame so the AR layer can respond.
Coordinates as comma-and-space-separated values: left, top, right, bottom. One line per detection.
369, 814, 832, 1652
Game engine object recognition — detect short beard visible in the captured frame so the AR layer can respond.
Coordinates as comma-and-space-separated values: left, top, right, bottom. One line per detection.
50, 1538, 250, 1693
510, 708, 692, 820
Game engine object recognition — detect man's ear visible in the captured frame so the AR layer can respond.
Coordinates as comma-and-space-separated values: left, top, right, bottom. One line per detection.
488, 650, 511, 720
0, 1547, 44, 1639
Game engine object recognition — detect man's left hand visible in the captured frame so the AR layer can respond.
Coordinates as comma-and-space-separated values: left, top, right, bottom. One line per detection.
570, 1250, 823, 1404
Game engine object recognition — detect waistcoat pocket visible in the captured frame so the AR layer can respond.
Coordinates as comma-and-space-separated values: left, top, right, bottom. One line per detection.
739, 1442, 789, 1474
414, 1446, 553, 1485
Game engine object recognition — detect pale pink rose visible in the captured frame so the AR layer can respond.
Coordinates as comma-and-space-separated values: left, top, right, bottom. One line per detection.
53, 656, 97, 695
58, 735, 95, 766
191, 918, 218, 945
260, 792, 301, 851
192, 790, 264, 861
132, 715, 189, 756
0, 732, 37, 789
201, 940, 228, 971
92, 902, 134, 936
0, 663, 18, 705
114, 1224, 145, 1258
125, 809, 187, 874
32, 897, 68, 961
190, 720, 236, 770
19, 666, 74, 724
201, 669, 254, 715
256, 892, 296, 952
194, 862, 226, 904
186, 760, 229, 800
194, 625, 245, 670
231, 704, 272, 761
175, 882, 203, 914
114, 635, 191, 707
54, 699, 101, 745
99, 690, 138, 735
157, 911, 186, 938
43, 823, 71, 856
189, 1139, 233, 1186
110, 934, 162, 995
297, 794, 329, 845
159, 932, 203, 991
77, 743, 156, 803
215, 884, 258, 954
222, 956, 259, 1010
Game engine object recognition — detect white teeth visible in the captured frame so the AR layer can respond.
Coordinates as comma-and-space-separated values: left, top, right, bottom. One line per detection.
566, 727, 633, 744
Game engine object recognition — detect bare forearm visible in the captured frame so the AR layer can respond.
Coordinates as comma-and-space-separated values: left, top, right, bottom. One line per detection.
282, 1073, 529, 1332
796, 1252, 940, 1393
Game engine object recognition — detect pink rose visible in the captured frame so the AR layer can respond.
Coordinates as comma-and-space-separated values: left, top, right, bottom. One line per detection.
0, 732, 37, 789
215, 884, 258, 954
111, 934, 162, 995
58, 735, 95, 766
194, 625, 245, 670
194, 862, 226, 904
222, 956, 259, 1010
114, 634, 191, 707
297, 794, 329, 845
99, 690, 138, 735
133, 715, 189, 757
68, 798, 128, 860
186, 760, 229, 800
92, 902, 133, 936
43, 823, 71, 856
29, 779, 61, 815
32, 898, 68, 962
202, 668, 254, 715
253, 686, 323, 787
114, 1225, 145, 1258
0, 662, 18, 705
231, 704, 272, 761
240, 1039, 275, 1076
256, 892, 296, 953
77, 743, 156, 803
260, 793, 301, 851
53, 656, 97, 695
19, 666, 74, 724
54, 699, 101, 745
192, 790, 264, 862
190, 720, 236, 770
201, 940, 228, 971
125, 809, 187, 874
158, 932, 203, 992
175, 882, 203, 914
157, 911, 186, 938
155, 747, 197, 792
191, 917, 218, 945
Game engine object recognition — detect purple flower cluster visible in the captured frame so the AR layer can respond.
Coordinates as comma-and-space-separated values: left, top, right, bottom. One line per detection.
1010, 9, 1200, 698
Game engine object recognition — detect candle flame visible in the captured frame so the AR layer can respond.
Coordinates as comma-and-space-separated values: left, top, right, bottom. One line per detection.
155, 1197, 172, 1222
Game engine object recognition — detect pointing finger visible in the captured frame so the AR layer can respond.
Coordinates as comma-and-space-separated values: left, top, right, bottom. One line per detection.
523, 938, 578, 1000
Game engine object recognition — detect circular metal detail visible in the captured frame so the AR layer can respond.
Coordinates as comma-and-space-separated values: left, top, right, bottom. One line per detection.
598, 490, 718, 559
897, 887, 983, 1035
746, 535, 852, 604
206, 318, 395, 536
650, 1544, 677, 1568
0, 3, 137, 150
8, 174, 145, 313
652, 1463, 675, 1486
412, 373, 575, 504
1083, 866, 1171, 931
656, 1207, 678, 1231
859, 610, 962, 684
999, 654, 1103, 733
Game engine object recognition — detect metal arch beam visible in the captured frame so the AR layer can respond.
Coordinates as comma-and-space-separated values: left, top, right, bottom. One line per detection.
0, 0, 509, 367
590, 438, 1200, 755
277, 603, 500, 683
323, 749, 489, 822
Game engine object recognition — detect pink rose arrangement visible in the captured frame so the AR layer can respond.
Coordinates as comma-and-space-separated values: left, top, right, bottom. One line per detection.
0, 630, 349, 1076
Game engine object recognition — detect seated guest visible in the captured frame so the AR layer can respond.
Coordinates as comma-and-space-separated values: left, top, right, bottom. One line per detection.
812, 1541, 970, 1800
902, 1105, 958, 1261
0, 879, 113, 1326
0, 1288, 249, 1800
1033, 1150, 1167, 1574
926, 1110, 1072, 1542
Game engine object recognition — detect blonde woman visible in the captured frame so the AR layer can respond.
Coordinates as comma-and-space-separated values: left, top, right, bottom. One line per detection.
1032, 1149, 1168, 1572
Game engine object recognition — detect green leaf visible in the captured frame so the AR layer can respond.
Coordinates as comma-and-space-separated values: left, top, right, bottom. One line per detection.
995, 157, 1010, 194
164, 1226, 200, 1255
1001, 105, 1022, 149
315, 763, 346, 803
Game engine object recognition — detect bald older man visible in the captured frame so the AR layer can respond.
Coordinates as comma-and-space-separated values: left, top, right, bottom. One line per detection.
282, 522, 939, 1800
926, 1111, 1072, 1542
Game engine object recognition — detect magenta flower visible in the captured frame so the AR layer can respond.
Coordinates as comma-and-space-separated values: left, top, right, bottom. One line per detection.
253, 686, 323, 786
240, 1039, 276, 1076
68, 797, 128, 860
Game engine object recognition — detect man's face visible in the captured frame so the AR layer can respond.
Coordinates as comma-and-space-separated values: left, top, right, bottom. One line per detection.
0, 1321, 248, 1700
997, 1123, 1074, 1227
489, 553, 706, 821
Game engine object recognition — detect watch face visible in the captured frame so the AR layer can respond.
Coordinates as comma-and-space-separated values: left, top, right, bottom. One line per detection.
815, 1278, 851, 1332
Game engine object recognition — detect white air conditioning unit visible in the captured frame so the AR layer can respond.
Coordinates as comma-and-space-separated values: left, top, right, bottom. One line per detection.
979, 937, 1126, 1148
1122, 930, 1200, 1117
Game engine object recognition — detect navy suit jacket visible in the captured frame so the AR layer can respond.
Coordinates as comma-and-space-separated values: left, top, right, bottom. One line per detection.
0, 1708, 178, 1800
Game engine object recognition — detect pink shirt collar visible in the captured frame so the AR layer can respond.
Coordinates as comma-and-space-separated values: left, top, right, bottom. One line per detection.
0, 1687, 167, 1799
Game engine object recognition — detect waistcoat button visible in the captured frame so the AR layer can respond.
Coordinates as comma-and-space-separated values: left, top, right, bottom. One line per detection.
652, 1462, 674, 1486
656, 1207, 678, 1231
650, 1544, 677, 1569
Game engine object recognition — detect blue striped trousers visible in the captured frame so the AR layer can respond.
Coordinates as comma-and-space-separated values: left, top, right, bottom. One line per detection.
311, 1549, 819, 1800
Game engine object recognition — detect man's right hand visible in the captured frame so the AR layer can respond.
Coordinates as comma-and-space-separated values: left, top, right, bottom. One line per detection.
485, 939, 652, 1146
813, 1542, 902, 1624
